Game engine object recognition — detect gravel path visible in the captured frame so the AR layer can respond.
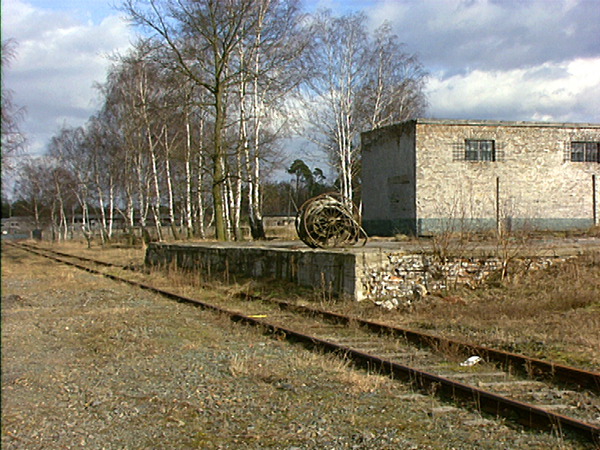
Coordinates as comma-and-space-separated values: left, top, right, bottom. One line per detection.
1, 244, 593, 449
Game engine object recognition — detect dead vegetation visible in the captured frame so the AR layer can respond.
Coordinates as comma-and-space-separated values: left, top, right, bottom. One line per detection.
7, 243, 596, 449
22, 237, 600, 370
404, 250, 600, 367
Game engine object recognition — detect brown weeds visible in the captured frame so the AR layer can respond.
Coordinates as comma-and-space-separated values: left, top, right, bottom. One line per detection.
408, 251, 600, 368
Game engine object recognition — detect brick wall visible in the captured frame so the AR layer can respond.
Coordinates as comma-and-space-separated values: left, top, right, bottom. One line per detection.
362, 119, 600, 236
361, 121, 418, 235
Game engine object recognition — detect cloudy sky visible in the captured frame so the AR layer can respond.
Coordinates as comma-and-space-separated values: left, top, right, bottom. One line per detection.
2, 0, 599, 158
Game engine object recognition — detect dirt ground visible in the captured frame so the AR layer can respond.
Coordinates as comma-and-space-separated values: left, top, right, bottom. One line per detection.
1, 242, 597, 449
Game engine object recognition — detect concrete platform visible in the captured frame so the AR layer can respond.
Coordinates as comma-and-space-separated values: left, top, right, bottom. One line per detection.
145, 241, 384, 300
144, 237, 599, 303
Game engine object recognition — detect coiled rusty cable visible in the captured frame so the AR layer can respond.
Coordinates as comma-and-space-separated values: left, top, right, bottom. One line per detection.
295, 193, 368, 248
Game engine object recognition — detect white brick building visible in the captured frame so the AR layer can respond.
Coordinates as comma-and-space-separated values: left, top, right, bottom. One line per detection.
361, 119, 600, 236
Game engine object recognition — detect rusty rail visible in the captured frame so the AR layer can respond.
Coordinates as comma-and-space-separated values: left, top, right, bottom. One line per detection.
7, 242, 600, 444
271, 299, 600, 392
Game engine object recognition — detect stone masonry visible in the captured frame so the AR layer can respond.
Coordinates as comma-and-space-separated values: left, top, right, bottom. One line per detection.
145, 241, 572, 308
361, 119, 600, 236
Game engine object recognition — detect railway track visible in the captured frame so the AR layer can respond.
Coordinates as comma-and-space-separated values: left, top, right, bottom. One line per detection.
6, 241, 600, 445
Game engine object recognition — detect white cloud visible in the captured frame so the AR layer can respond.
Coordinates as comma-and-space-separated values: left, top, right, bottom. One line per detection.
371, 0, 600, 71
366, 0, 600, 123
2, 0, 598, 162
426, 58, 600, 122
2, 0, 134, 156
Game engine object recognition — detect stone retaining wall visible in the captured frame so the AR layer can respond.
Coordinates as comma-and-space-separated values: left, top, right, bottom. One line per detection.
358, 252, 563, 309
145, 243, 567, 308
145, 243, 359, 299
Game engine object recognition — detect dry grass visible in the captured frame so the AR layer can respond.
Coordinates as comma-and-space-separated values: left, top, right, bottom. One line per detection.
402, 251, 600, 368
35, 239, 146, 267
34, 239, 600, 368
2, 242, 595, 449
226, 348, 385, 394
264, 248, 599, 369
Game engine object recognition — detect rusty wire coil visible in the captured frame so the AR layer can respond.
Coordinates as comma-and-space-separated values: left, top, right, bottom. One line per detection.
295, 193, 368, 248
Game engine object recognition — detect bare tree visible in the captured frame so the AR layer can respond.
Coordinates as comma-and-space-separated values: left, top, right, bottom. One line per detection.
97, 69, 142, 240
357, 23, 428, 130
303, 11, 427, 206
195, 107, 210, 239
1, 39, 27, 181
236, 0, 309, 239
156, 78, 193, 241
47, 127, 94, 236
27, 155, 79, 242
180, 84, 210, 239
123, 0, 253, 240
124, 42, 168, 241
122, 0, 308, 241
302, 11, 369, 204
96, 98, 138, 240
13, 159, 52, 227
100, 42, 164, 243
85, 114, 121, 243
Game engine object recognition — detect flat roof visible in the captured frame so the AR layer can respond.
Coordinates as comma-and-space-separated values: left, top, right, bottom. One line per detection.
362, 118, 600, 137
414, 118, 600, 128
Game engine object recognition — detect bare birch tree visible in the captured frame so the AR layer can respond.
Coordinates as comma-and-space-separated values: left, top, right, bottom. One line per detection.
85, 114, 121, 242
47, 127, 94, 237
101, 41, 165, 243
122, 0, 308, 241
40, 157, 78, 241
13, 159, 50, 227
123, 0, 256, 240
303, 11, 370, 204
1, 39, 27, 180
97, 71, 141, 241
357, 23, 428, 130
235, 0, 308, 239
304, 11, 427, 205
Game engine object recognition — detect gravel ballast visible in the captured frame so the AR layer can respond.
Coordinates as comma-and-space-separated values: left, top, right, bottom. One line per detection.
1, 244, 594, 449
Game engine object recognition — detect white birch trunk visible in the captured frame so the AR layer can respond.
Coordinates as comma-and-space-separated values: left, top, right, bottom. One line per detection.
196, 127, 206, 239
107, 178, 114, 239
163, 126, 179, 240
184, 115, 194, 238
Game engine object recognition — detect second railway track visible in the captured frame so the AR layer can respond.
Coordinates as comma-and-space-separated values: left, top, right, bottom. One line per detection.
8, 241, 600, 445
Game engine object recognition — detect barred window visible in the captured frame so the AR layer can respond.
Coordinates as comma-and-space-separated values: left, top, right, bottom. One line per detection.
465, 139, 495, 161
571, 141, 599, 163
